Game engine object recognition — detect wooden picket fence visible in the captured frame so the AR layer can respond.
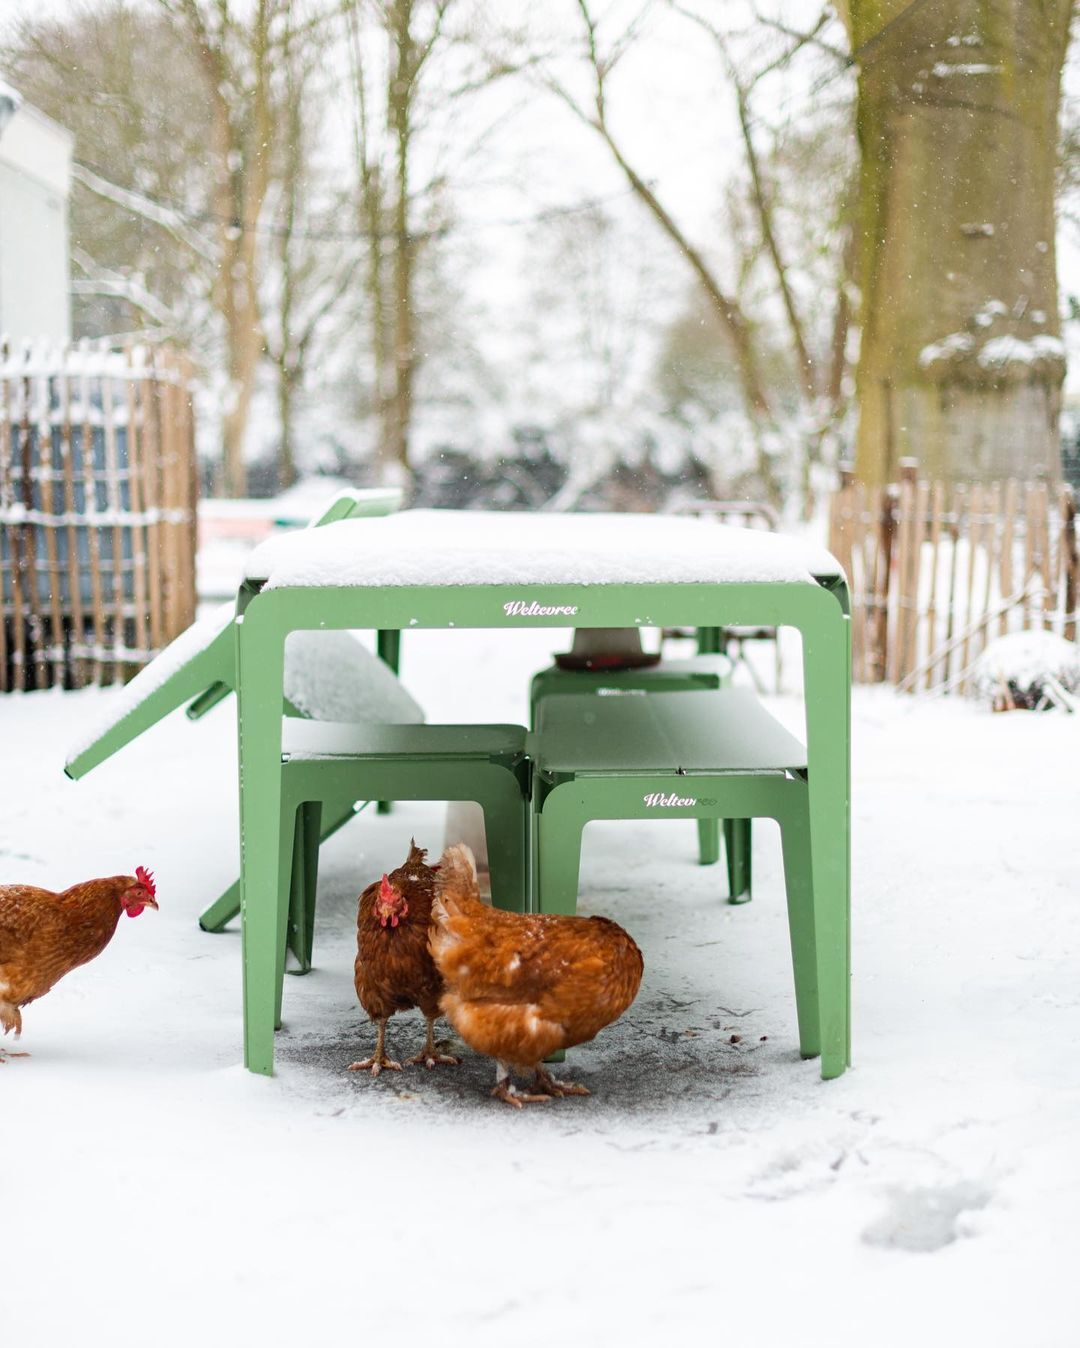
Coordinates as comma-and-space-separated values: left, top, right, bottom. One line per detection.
827, 460, 1079, 694
0, 341, 198, 691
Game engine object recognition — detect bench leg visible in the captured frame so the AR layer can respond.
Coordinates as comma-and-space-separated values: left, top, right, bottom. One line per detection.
274, 808, 301, 1031
286, 802, 322, 975
779, 805, 820, 1059
201, 792, 363, 937
375, 631, 401, 816
697, 817, 721, 866
199, 881, 240, 933
478, 787, 528, 914
535, 799, 582, 1063
535, 805, 583, 918
724, 818, 752, 903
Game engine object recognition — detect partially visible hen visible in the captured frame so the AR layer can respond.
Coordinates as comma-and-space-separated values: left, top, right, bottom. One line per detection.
350, 840, 460, 1076
430, 844, 644, 1107
0, 867, 158, 1059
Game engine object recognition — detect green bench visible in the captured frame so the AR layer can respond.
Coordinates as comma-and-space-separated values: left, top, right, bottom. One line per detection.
528, 652, 748, 881
259, 718, 529, 1026
529, 687, 823, 1060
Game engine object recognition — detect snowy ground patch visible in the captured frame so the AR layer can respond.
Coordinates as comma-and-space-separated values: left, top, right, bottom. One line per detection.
2, 633, 1078, 1346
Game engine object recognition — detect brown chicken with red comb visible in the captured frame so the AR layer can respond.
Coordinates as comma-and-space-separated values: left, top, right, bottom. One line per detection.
349, 841, 460, 1076
0, 866, 158, 1059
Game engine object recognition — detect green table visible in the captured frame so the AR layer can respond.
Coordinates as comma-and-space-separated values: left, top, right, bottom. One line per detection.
234, 509, 851, 1079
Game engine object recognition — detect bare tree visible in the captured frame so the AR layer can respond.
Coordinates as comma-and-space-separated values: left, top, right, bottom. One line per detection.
151, 0, 301, 496
345, 0, 456, 481
543, 0, 787, 497
263, 10, 364, 486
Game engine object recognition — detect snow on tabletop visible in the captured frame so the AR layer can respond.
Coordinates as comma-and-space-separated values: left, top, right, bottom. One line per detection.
244, 510, 842, 590
284, 629, 424, 724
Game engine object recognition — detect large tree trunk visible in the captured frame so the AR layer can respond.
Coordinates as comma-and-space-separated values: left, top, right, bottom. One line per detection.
842, 0, 1071, 486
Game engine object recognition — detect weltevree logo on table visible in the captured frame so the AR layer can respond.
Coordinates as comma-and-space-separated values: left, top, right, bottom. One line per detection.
644, 791, 698, 808
503, 600, 579, 616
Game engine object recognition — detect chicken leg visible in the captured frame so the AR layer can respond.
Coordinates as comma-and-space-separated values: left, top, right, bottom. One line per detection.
406, 1016, 461, 1069
347, 1017, 402, 1076
0, 1001, 22, 1038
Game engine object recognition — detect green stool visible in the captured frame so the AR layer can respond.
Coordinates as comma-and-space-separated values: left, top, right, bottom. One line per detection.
528, 653, 733, 727
530, 688, 826, 1062
255, 719, 530, 1027
529, 653, 746, 889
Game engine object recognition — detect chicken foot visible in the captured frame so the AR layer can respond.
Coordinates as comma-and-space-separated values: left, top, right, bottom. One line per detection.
533, 1064, 589, 1098
405, 1016, 461, 1070
347, 1018, 402, 1077
490, 1060, 554, 1109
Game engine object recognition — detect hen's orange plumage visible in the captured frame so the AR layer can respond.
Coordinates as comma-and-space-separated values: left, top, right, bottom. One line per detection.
349, 840, 460, 1076
430, 844, 644, 1106
0, 870, 158, 1056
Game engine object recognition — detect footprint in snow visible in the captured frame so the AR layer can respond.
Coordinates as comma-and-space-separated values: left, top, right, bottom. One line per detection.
862, 1180, 992, 1254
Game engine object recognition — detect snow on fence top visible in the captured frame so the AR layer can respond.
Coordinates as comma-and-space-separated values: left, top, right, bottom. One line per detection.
245, 510, 841, 591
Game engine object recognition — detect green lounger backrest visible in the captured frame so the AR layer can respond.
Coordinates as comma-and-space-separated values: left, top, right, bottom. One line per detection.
64, 490, 398, 781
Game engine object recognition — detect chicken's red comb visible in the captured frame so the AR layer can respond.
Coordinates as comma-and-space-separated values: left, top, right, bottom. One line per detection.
136, 866, 156, 897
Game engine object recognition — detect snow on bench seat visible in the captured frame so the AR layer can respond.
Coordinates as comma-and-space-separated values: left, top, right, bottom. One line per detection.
244, 510, 842, 591
284, 630, 423, 725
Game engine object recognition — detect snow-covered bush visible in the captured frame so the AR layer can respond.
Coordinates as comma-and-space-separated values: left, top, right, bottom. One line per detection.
971, 630, 1080, 711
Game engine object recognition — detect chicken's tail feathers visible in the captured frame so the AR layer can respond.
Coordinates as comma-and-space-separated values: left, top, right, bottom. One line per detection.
432, 843, 483, 924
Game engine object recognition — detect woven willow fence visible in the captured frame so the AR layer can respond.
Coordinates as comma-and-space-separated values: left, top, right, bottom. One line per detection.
0, 342, 197, 691
827, 460, 1079, 694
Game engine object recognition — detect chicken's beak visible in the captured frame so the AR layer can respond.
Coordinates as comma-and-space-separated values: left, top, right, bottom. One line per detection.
144, 896, 159, 911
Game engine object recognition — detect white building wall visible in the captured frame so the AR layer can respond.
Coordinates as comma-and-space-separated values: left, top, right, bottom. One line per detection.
0, 97, 73, 345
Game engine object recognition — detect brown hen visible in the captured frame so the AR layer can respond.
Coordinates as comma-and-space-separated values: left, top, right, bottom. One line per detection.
430, 844, 644, 1107
0, 868, 158, 1059
349, 840, 460, 1076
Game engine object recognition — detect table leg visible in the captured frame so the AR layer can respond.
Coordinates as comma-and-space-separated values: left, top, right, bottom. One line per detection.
801, 607, 851, 1079
237, 607, 286, 1076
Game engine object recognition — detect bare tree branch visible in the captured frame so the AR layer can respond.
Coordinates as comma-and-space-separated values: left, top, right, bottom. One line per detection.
748, 3, 849, 67
552, 2, 776, 430
673, 4, 817, 403
72, 161, 217, 264
71, 248, 181, 330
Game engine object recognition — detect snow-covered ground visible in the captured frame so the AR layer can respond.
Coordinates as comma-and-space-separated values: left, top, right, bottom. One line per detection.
3, 626, 1078, 1346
